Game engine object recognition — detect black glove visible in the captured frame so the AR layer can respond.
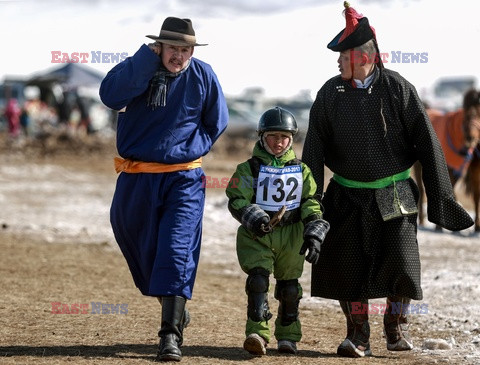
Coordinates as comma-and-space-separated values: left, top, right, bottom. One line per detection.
299, 237, 321, 264
299, 218, 330, 264
241, 204, 270, 237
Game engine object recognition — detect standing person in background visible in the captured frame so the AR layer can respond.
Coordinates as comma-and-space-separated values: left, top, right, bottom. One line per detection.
302, 1, 473, 358
4, 98, 21, 139
100, 17, 228, 362
75, 94, 91, 135
19, 104, 31, 137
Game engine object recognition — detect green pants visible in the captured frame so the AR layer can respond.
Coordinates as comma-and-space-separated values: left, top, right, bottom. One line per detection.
237, 223, 305, 342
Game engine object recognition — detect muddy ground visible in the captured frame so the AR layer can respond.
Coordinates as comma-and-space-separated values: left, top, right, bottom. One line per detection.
0, 131, 479, 364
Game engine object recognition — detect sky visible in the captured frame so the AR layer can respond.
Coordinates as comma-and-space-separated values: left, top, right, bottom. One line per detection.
0, 0, 479, 99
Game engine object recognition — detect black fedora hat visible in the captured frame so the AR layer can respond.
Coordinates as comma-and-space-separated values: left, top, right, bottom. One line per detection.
146, 17, 207, 47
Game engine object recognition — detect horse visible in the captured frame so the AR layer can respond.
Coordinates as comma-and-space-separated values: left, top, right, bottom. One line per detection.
464, 150, 480, 231
414, 88, 480, 232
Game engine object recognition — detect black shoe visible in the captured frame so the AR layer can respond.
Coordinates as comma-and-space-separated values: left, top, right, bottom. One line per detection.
277, 340, 297, 354
157, 333, 182, 362
156, 296, 187, 362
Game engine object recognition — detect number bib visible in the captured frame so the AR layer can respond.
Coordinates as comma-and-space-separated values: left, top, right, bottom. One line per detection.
256, 164, 303, 212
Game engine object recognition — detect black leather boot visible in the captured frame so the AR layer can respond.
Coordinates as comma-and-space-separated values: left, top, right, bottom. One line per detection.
156, 296, 188, 362
337, 300, 372, 358
384, 296, 413, 351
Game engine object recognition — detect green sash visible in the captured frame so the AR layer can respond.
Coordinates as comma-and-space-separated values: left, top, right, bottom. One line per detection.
333, 169, 411, 189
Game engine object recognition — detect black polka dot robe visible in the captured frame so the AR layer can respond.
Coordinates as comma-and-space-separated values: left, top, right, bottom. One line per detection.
302, 67, 473, 301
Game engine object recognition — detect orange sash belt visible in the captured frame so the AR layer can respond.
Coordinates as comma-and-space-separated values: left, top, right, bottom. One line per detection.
114, 157, 202, 174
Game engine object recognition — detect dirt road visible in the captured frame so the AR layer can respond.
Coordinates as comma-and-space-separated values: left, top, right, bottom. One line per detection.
0, 133, 478, 364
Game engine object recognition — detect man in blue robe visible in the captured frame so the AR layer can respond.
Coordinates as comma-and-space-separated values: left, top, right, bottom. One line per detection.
100, 17, 228, 362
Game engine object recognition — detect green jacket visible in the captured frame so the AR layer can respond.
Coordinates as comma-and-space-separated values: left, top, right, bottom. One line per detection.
226, 142, 323, 226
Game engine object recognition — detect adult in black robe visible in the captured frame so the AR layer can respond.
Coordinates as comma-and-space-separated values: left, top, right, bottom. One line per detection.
302, 2, 473, 359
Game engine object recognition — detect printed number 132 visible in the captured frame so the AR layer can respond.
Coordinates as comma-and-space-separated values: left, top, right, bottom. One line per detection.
258, 177, 298, 202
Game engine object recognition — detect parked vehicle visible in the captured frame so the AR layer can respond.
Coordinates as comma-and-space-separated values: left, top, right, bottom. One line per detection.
224, 101, 259, 139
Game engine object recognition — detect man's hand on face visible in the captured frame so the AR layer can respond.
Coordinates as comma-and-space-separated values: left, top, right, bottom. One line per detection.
148, 42, 162, 56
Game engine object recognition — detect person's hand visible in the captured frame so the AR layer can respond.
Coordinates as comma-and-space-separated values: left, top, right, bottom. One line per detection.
241, 204, 271, 237
148, 42, 161, 56
251, 215, 270, 237
299, 218, 330, 264
299, 237, 321, 264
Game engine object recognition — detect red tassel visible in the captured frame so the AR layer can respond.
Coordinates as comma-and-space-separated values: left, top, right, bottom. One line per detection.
339, 2, 364, 42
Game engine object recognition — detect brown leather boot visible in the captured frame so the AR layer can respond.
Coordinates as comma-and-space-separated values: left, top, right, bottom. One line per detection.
384, 297, 413, 351
336, 300, 372, 357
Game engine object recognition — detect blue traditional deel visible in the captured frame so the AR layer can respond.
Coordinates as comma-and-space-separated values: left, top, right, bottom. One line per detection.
100, 44, 228, 299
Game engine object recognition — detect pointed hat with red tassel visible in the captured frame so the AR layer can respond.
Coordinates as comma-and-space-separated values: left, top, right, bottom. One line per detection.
327, 2, 376, 51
